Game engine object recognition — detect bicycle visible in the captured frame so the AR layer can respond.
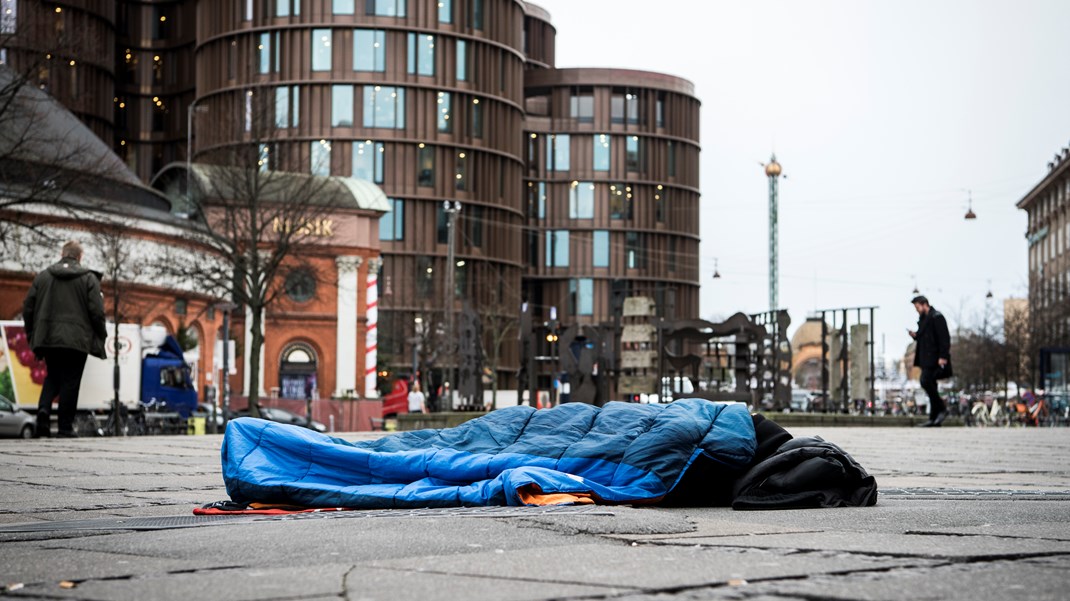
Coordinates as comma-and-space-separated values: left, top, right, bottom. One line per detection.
970, 398, 1008, 427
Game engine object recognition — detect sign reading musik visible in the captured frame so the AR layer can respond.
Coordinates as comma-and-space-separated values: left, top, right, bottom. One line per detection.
272, 217, 334, 237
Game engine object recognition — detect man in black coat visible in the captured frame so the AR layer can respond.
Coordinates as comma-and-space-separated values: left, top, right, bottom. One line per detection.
22, 241, 107, 437
908, 295, 952, 427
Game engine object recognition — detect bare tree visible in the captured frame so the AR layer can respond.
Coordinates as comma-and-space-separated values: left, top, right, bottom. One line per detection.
0, 8, 121, 255
157, 90, 348, 418
90, 216, 165, 435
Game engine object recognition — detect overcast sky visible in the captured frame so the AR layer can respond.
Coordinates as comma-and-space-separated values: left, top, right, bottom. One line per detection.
532, 0, 1070, 360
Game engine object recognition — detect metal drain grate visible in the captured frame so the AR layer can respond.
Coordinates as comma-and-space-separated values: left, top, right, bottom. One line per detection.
881, 488, 1070, 500
0, 505, 615, 533
0, 514, 257, 533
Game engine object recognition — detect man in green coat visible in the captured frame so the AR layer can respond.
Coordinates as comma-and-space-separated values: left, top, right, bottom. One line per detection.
22, 241, 107, 437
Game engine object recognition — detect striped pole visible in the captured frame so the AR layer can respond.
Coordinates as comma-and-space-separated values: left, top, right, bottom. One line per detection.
365, 258, 382, 398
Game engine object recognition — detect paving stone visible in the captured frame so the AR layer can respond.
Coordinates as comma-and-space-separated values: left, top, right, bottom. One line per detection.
369, 542, 922, 589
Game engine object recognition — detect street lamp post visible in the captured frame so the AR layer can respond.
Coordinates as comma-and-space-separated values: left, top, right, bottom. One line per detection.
186, 100, 208, 207
442, 200, 462, 411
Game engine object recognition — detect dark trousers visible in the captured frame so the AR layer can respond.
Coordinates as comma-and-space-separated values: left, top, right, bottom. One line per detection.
36, 349, 88, 436
920, 366, 945, 420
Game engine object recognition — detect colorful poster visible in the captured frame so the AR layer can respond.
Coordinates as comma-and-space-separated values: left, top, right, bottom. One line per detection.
1, 324, 46, 407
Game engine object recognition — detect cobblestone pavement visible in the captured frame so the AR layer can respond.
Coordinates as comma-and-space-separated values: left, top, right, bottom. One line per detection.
1, 425, 1067, 600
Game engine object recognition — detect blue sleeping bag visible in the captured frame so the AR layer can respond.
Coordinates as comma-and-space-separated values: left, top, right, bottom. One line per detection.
221, 399, 756, 508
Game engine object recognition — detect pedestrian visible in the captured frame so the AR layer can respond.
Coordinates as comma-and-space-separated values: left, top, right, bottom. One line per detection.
22, 240, 107, 438
407, 380, 427, 414
908, 295, 952, 427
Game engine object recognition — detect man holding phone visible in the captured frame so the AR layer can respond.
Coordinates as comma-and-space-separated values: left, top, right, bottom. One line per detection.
908, 295, 952, 427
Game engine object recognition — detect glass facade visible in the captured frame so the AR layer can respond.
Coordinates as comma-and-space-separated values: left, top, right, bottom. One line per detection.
367, 0, 406, 17
354, 29, 386, 72
380, 198, 404, 241
352, 140, 383, 182
311, 29, 332, 71
331, 85, 354, 126
363, 85, 405, 129
439, 0, 452, 23
626, 135, 641, 171
593, 231, 609, 267
570, 278, 593, 315
593, 134, 610, 171
407, 33, 435, 76
569, 181, 594, 219
456, 40, 467, 81
609, 183, 632, 219
333, 0, 355, 14
546, 230, 569, 267
437, 91, 451, 132
547, 134, 569, 172
455, 151, 468, 190
311, 139, 331, 176
418, 144, 434, 186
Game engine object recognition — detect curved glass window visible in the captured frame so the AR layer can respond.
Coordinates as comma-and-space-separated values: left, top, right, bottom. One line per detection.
593, 134, 610, 171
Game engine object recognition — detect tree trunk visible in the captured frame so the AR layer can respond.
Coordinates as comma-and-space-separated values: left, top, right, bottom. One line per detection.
248, 305, 263, 419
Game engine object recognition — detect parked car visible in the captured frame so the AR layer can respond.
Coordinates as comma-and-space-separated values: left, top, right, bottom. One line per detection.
0, 393, 35, 439
790, 390, 813, 412
237, 407, 327, 433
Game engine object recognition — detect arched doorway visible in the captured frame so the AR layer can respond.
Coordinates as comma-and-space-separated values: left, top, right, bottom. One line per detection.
280, 342, 318, 399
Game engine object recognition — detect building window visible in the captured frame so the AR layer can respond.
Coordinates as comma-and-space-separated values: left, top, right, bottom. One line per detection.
367, 0, 406, 17
245, 0, 253, 20
380, 198, 404, 241
418, 144, 435, 187
547, 134, 569, 172
527, 182, 546, 218
456, 40, 468, 81
258, 144, 272, 172
437, 91, 452, 132
333, 0, 354, 14
437, 204, 449, 243
439, 0, 452, 23
311, 139, 331, 176
354, 29, 386, 72
470, 99, 483, 138
363, 85, 405, 129
593, 231, 609, 267
546, 230, 569, 267
626, 232, 645, 269
276, 0, 300, 16
407, 33, 435, 76
331, 85, 354, 126
2, 0, 16, 34
455, 151, 468, 191
569, 181, 594, 219
285, 270, 317, 303
570, 88, 593, 122
655, 185, 665, 223
469, 0, 483, 29
593, 134, 610, 171
626, 136, 642, 172
656, 92, 665, 128
417, 256, 434, 296
311, 29, 332, 71
467, 204, 483, 247
244, 90, 253, 131
611, 89, 640, 125
570, 279, 593, 316
668, 141, 677, 177
257, 33, 272, 73
609, 183, 632, 220
352, 140, 383, 182
275, 85, 299, 128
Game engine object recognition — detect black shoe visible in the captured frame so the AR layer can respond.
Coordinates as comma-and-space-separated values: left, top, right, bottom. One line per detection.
933, 411, 948, 426
56, 431, 79, 438
917, 420, 935, 428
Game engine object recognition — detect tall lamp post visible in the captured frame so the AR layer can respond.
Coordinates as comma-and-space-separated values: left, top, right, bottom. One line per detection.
186, 100, 208, 205
442, 200, 462, 411
764, 155, 783, 312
